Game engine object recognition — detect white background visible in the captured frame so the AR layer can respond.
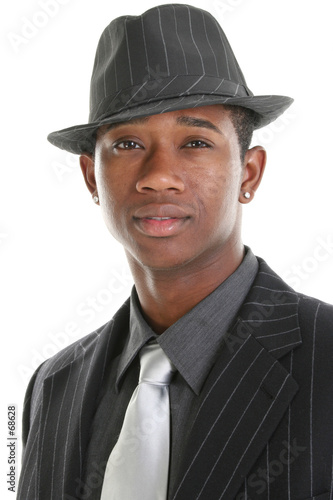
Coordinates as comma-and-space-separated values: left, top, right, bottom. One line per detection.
1, 0, 333, 497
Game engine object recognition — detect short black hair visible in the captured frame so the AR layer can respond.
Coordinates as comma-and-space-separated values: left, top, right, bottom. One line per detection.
223, 105, 261, 162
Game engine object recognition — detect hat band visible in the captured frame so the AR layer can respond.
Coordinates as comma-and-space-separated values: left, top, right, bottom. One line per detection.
89, 74, 253, 123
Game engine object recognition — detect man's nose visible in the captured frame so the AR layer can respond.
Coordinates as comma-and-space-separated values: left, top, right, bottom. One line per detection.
135, 147, 185, 193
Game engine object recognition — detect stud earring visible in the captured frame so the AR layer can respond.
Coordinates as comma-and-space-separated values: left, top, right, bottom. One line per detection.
93, 195, 99, 203
243, 192, 251, 199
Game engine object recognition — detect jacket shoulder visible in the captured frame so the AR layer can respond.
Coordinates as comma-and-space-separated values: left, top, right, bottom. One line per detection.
257, 256, 333, 325
36, 297, 130, 380
297, 292, 333, 341
253, 257, 333, 353
22, 298, 130, 441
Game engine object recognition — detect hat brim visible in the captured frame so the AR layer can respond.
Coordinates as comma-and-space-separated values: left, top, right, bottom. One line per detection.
47, 94, 293, 155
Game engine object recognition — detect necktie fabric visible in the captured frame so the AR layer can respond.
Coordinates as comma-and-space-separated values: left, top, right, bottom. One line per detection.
100, 343, 175, 499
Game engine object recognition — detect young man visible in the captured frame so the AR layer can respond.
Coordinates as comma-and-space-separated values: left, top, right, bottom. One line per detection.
18, 4, 333, 499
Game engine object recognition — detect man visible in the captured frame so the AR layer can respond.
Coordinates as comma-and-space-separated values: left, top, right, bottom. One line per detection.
18, 4, 333, 500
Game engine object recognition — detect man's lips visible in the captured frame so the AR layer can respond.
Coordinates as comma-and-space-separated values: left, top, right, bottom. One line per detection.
133, 203, 190, 219
133, 204, 191, 237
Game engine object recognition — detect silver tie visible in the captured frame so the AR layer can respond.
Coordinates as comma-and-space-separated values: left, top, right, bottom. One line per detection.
100, 343, 175, 500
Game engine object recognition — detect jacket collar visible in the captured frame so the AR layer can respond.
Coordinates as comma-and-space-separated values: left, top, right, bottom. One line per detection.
235, 257, 301, 359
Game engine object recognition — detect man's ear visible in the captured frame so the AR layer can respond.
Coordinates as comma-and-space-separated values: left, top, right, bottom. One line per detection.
79, 153, 99, 203
239, 146, 267, 203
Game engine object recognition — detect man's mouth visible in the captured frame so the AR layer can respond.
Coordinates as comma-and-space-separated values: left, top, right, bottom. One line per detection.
133, 205, 191, 237
145, 217, 176, 221
134, 216, 189, 237
133, 203, 190, 220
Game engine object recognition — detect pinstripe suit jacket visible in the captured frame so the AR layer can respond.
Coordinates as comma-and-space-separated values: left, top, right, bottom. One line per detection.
17, 258, 333, 500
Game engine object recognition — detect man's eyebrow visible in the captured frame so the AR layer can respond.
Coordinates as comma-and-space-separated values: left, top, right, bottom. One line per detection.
102, 116, 150, 133
176, 116, 223, 135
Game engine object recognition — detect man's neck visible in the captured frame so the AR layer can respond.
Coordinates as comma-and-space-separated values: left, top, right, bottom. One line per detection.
126, 242, 245, 334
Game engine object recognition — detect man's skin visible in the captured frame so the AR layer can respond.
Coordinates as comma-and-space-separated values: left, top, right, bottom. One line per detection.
80, 104, 266, 334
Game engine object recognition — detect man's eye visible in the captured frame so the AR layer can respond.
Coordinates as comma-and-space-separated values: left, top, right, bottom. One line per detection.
115, 140, 140, 150
184, 140, 210, 148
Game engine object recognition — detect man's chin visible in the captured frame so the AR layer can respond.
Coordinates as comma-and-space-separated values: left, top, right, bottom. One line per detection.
125, 247, 196, 274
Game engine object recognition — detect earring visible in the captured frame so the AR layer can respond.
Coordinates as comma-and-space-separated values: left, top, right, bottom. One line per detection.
93, 195, 99, 203
243, 192, 251, 199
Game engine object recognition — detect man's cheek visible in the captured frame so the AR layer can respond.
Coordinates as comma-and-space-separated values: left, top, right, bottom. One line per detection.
202, 176, 229, 201
191, 168, 228, 198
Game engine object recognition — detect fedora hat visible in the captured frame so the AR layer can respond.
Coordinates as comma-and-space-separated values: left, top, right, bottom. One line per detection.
47, 3, 293, 154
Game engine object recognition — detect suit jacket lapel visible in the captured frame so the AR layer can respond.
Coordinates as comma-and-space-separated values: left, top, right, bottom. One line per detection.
35, 301, 130, 499
172, 259, 302, 500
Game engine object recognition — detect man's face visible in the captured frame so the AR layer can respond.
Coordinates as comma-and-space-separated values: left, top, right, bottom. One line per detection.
88, 105, 252, 272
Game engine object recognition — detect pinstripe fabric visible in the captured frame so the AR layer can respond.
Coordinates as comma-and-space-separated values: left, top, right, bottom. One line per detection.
17, 259, 333, 500
47, 4, 293, 154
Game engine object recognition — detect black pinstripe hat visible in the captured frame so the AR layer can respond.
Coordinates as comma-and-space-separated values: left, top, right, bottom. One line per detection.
47, 4, 293, 154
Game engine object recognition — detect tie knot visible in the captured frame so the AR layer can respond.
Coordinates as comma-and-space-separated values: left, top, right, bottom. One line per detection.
139, 343, 175, 385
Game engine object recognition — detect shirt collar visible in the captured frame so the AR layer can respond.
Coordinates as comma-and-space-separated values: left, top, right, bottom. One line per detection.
116, 246, 258, 394
116, 290, 157, 391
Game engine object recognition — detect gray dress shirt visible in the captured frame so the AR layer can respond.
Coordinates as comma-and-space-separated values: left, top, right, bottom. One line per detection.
81, 247, 259, 499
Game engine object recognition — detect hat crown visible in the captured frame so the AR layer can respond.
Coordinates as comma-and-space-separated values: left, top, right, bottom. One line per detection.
89, 4, 251, 122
